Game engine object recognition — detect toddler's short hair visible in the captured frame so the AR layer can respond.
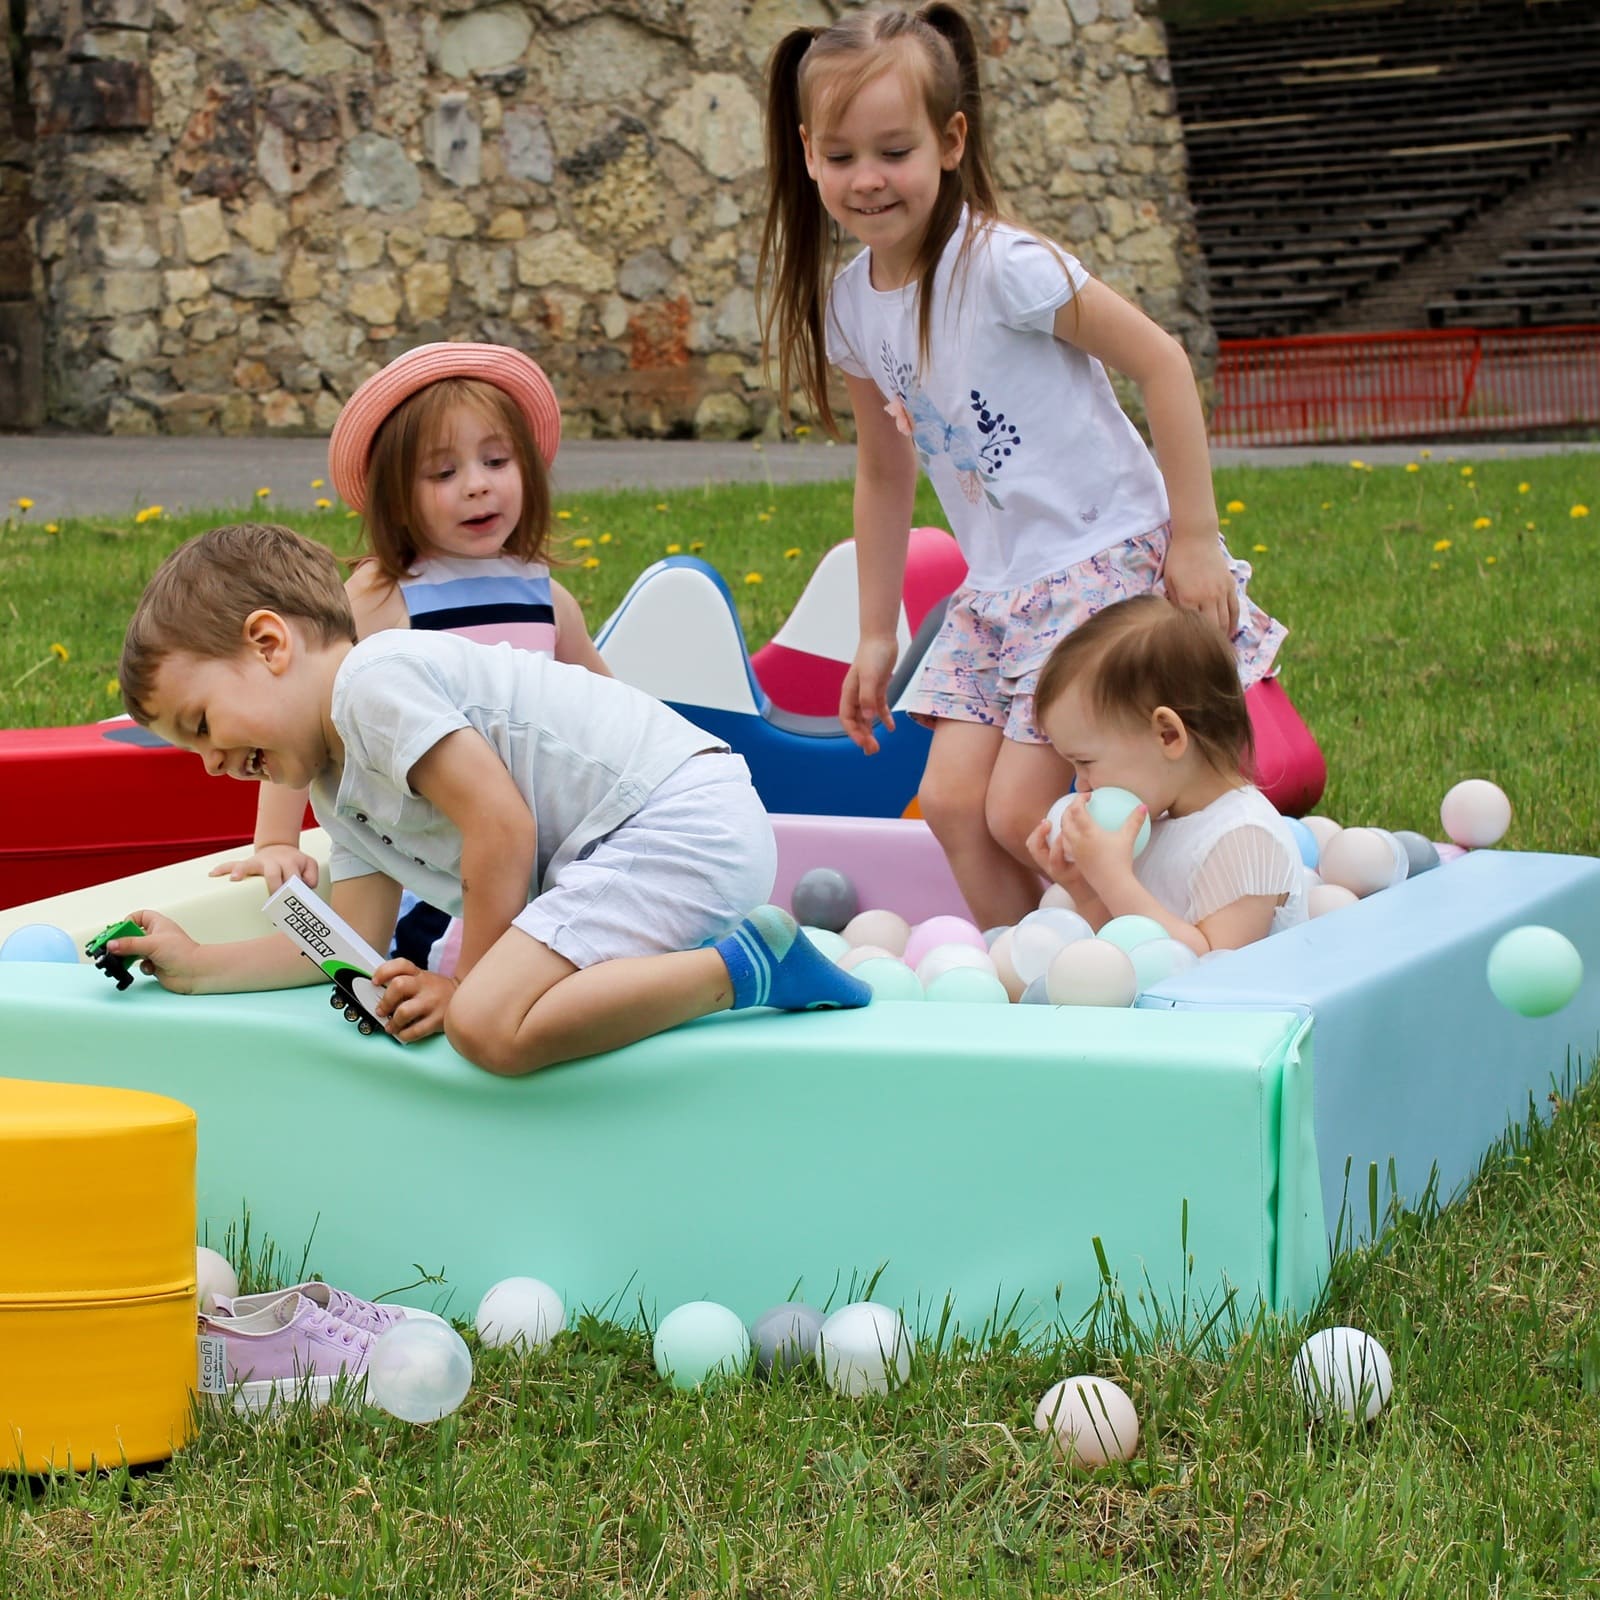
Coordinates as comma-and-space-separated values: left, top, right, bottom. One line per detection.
120, 522, 356, 724
1034, 594, 1254, 777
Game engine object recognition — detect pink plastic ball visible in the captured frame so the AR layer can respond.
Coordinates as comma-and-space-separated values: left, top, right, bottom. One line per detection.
1435, 842, 1468, 864
1440, 779, 1511, 848
902, 915, 987, 973
1318, 827, 1397, 898
1034, 1376, 1140, 1468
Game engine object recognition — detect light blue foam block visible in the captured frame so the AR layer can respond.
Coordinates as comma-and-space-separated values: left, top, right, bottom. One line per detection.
1, 963, 1321, 1338
1141, 850, 1600, 1242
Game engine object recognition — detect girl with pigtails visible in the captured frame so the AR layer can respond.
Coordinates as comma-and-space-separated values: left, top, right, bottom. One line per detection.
758, 3, 1288, 931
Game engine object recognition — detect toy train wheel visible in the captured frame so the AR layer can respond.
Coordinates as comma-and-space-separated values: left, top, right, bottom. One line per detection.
329, 991, 343, 1010
357, 1018, 374, 1036
344, 1006, 360, 1023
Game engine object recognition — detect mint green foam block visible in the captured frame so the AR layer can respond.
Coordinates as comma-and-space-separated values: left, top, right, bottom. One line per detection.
1, 964, 1322, 1337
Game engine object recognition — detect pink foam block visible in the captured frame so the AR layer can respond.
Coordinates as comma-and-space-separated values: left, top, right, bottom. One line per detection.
772, 814, 968, 926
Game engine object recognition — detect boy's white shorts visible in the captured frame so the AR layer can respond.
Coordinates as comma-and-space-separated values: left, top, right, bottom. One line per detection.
513, 752, 777, 968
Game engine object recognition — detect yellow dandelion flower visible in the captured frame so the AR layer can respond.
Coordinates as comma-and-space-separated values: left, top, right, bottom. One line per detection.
1571, 504, 1590, 519
1252, 543, 1268, 553
1525, 521, 1536, 531
655, 502, 669, 512
1226, 499, 1246, 514
1321, 501, 1332, 510
311, 478, 325, 489
744, 571, 763, 585
256, 486, 271, 498
346, 510, 360, 519
1517, 482, 1530, 494
1459, 466, 1473, 478
757, 512, 772, 523
1348, 459, 1367, 470
106, 677, 120, 698
666, 543, 682, 554
690, 541, 705, 552
599, 533, 613, 545
582, 556, 600, 570
1405, 462, 1420, 474
1420, 449, 1433, 459
15, 496, 33, 510
794, 425, 812, 437
50, 642, 69, 662
556, 509, 572, 520
1433, 539, 1452, 552
315, 497, 332, 510
1219, 517, 1231, 527
573, 536, 594, 550
767, 505, 777, 514
1430, 561, 1441, 571
1486, 556, 1498, 566
45, 522, 59, 535
1472, 517, 1491, 529
784, 547, 802, 560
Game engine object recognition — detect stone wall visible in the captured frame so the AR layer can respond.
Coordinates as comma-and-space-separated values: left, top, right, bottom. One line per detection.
16, 0, 1206, 438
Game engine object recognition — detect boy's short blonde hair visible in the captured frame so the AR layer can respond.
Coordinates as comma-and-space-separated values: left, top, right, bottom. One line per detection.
120, 522, 356, 724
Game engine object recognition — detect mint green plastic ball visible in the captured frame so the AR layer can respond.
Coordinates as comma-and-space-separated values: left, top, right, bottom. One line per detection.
1487, 926, 1583, 1018
1097, 914, 1168, 955
852, 956, 925, 1002
653, 1301, 750, 1389
1085, 787, 1151, 857
923, 965, 1009, 1004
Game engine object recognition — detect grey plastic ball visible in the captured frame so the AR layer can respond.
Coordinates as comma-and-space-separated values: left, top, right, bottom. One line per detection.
791, 868, 859, 933
749, 1301, 825, 1375
1393, 830, 1440, 877
1020, 974, 1051, 1005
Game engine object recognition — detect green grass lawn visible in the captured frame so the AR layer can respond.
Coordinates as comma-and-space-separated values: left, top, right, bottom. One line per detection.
3, 454, 1599, 1596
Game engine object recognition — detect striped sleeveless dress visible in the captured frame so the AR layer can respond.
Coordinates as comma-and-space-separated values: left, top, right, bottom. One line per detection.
391, 553, 558, 971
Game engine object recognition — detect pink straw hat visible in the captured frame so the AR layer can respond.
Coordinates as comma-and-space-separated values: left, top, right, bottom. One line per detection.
328, 341, 562, 512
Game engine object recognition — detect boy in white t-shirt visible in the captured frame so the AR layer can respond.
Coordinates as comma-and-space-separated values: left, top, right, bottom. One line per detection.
107, 524, 868, 1075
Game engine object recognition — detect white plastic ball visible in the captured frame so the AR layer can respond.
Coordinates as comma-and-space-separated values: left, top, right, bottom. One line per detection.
913, 942, 995, 987
1033, 1375, 1140, 1467
1302, 868, 1323, 891
195, 1246, 238, 1313
903, 915, 987, 971
1129, 937, 1199, 993
1292, 1327, 1393, 1423
988, 929, 1027, 1001
1011, 908, 1095, 985
837, 943, 894, 972
1308, 883, 1359, 918
801, 926, 850, 961
1372, 829, 1410, 887
1045, 939, 1137, 1008
367, 1318, 474, 1423
1039, 883, 1078, 913
475, 1276, 565, 1351
923, 966, 1010, 1004
852, 956, 925, 1002
1097, 914, 1168, 955
1440, 778, 1511, 848
816, 1301, 912, 1396
1301, 816, 1343, 852
1318, 827, 1398, 898
1044, 793, 1077, 848
841, 909, 911, 955
653, 1301, 750, 1390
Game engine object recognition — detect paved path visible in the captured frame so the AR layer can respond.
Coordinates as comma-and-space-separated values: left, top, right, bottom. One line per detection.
0, 431, 1594, 520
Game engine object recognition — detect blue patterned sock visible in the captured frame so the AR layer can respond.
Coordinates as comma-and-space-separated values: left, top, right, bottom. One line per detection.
716, 906, 872, 1012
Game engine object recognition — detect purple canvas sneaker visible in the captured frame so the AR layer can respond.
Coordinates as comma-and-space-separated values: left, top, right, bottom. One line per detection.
215, 1280, 410, 1337
198, 1290, 375, 1413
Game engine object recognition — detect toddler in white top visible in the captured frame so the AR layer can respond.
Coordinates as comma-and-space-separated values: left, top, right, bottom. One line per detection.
1025, 595, 1306, 954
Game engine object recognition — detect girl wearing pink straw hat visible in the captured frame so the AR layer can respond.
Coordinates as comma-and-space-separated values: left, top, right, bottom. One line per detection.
214, 342, 609, 973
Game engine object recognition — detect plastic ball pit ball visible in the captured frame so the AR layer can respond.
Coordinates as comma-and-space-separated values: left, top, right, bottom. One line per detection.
791, 867, 859, 933
1033, 1376, 1140, 1468
1487, 925, 1583, 1018
1373, 829, 1411, 887
902, 915, 987, 972
913, 943, 994, 987
801, 926, 849, 961
1097, 914, 1168, 955
923, 966, 1009, 1004
1039, 884, 1077, 912
1047, 788, 1150, 857
367, 1318, 474, 1423
1301, 816, 1342, 853
1440, 779, 1511, 849
1318, 828, 1398, 898
749, 1302, 825, 1376
1292, 1327, 1393, 1424
816, 1301, 912, 1396
195, 1246, 238, 1313
837, 943, 894, 972
1010, 908, 1094, 985
852, 956, 925, 1002
1284, 815, 1319, 869
1045, 939, 1137, 1008
653, 1301, 750, 1390
841, 909, 910, 954
0, 923, 79, 965
987, 930, 1026, 1001
1393, 830, 1440, 877
475, 1276, 566, 1351
1308, 884, 1358, 918
1129, 938, 1199, 994
1019, 975, 1051, 1005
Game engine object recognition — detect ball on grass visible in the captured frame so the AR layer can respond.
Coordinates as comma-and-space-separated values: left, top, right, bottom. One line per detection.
475, 1276, 565, 1351
791, 868, 859, 932
1033, 1376, 1140, 1468
367, 1318, 473, 1423
195, 1246, 238, 1313
1440, 779, 1511, 849
749, 1302, 824, 1376
816, 1301, 912, 1396
653, 1301, 750, 1390
0, 923, 79, 965
1487, 925, 1583, 1018
1292, 1327, 1392, 1424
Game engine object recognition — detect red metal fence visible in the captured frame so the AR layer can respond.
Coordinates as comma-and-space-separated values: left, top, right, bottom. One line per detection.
1211, 326, 1600, 446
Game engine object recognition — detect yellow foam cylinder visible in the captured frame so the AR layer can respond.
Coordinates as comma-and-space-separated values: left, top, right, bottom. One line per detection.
1, 1077, 197, 1472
